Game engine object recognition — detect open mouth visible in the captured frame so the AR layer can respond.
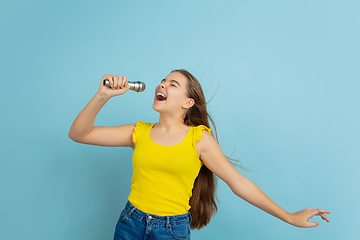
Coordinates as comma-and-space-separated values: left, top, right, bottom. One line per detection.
156, 92, 167, 101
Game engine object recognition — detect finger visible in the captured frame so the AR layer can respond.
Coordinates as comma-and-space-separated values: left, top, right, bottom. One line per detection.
113, 76, 119, 89
117, 76, 122, 89
311, 209, 330, 217
317, 209, 330, 214
120, 76, 126, 89
120, 76, 124, 89
117, 76, 124, 89
123, 76, 129, 89
108, 75, 114, 88
316, 209, 331, 217
319, 213, 330, 222
312, 209, 330, 223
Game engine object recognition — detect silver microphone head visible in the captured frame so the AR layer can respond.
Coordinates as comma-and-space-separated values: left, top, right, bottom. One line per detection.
103, 79, 146, 92
128, 81, 146, 92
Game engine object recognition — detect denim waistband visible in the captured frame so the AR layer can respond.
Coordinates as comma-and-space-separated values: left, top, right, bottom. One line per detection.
123, 201, 191, 227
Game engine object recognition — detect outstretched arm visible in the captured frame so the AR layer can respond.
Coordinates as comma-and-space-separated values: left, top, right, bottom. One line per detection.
196, 131, 330, 227
68, 75, 135, 148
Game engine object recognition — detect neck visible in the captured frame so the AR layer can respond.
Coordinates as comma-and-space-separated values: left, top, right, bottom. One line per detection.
157, 112, 186, 129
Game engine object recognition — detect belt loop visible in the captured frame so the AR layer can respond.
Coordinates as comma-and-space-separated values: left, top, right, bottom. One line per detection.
128, 205, 136, 217
165, 216, 170, 229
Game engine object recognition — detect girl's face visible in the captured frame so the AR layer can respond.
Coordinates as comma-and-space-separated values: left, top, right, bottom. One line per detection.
152, 72, 194, 114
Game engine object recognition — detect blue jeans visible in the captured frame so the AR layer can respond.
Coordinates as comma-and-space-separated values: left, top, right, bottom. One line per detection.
113, 201, 192, 240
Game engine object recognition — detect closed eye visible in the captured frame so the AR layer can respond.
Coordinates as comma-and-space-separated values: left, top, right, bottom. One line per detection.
160, 79, 180, 87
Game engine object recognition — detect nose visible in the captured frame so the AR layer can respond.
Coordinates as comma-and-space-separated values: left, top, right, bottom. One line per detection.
160, 82, 165, 89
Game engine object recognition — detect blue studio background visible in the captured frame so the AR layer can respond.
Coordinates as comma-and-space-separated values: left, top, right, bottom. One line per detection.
1, 0, 359, 239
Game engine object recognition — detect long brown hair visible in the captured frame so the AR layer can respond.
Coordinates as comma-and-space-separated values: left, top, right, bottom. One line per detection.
172, 69, 218, 230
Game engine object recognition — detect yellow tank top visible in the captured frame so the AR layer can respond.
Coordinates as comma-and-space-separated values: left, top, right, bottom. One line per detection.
128, 120, 211, 216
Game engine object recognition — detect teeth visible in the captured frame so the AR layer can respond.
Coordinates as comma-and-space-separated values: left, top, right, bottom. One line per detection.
157, 92, 166, 98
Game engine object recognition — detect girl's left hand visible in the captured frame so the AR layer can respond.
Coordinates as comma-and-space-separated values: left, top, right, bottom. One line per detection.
289, 208, 330, 227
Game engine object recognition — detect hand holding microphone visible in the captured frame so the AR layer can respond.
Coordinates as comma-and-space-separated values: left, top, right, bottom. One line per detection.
103, 79, 146, 92
98, 74, 146, 98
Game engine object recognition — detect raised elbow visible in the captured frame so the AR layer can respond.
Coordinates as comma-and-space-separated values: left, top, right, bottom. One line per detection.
68, 130, 80, 143
68, 131, 76, 142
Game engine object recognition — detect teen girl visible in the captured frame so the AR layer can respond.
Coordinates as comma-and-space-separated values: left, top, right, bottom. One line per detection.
68, 69, 330, 240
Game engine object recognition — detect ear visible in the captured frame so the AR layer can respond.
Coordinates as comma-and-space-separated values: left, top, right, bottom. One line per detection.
182, 98, 195, 109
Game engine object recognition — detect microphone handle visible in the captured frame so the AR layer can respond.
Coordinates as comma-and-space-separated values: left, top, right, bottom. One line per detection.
103, 79, 146, 92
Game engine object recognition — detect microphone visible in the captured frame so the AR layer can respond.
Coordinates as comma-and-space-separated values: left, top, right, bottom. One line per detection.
103, 79, 146, 92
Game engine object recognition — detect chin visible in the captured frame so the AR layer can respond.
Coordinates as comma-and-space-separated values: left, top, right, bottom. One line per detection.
152, 101, 162, 112
152, 105, 159, 112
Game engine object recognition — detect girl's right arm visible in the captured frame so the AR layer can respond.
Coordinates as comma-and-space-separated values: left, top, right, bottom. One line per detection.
68, 74, 136, 148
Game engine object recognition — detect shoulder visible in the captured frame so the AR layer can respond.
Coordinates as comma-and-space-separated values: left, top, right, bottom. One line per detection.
194, 127, 219, 158
197, 129, 215, 146
191, 125, 211, 146
133, 120, 153, 144
136, 120, 152, 126
134, 120, 154, 130
192, 124, 211, 134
